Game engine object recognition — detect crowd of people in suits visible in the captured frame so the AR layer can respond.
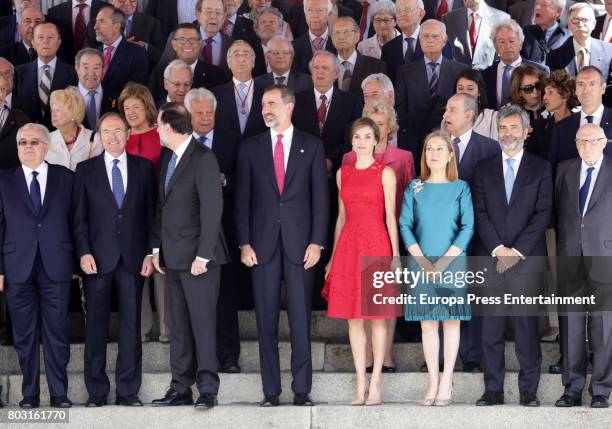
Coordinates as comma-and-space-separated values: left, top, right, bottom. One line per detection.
0, 0, 611, 413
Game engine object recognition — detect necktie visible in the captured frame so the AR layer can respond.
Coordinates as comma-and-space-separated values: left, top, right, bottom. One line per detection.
500, 64, 512, 108
203, 37, 213, 65
453, 137, 462, 163
30, 171, 41, 216
197, 135, 208, 147
437, 0, 448, 20
74, 3, 86, 53
39, 65, 51, 114
164, 152, 178, 195
578, 48, 586, 71
469, 12, 479, 53
505, 158, 515, 203
586, 115, 594, 124
27, 47, 36, 61
273, 133, 285, 193
404, 37, 415, 64
275, 75, 286, 85
111, 159, 125, 208
313, 37, 325, 51
237, 83, 249, 134
341, 60, 352, 92
222, 19, 234, 37
86, 90, 97, 129
579, 166, 594, 215
317, 94, 328, 134
102, 45, 113, 78
125, 18, 133, 39
428, 62, 439, 94
359, 1, 369, 40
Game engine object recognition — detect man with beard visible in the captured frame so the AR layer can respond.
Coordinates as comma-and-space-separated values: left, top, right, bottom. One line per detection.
471, 104, 553, 407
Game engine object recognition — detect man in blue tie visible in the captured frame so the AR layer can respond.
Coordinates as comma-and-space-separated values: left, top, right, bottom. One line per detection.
0, 123, 74, 409
72, 112, 156, 407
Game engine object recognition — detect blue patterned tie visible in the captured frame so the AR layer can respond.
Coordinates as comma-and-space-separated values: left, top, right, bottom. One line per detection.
111, 159, 124, 208
237, 82, 248, 134
164, 152, 178, 195
86, 90, 97, 129
500, 64, 512, 107
504, 158, 515, 203
30, 171, 41, 215
429, 62, 439, 94
579, 166, 594, 216
197, 135, 208, 147
453, 137, 462, 163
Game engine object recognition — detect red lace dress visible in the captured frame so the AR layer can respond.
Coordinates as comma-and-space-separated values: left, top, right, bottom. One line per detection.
323, 161, 401, 319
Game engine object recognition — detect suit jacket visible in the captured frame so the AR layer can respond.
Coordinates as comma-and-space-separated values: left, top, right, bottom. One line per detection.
292, 33, 337, 75
472, 151, 552, 273
96, 38, 149, 101
482, 58, 549, 109
210, 129, 240, 198
549, 109, 612, 166
72, 153, 156, 275
0, 0, 11, 17
381, 33, 455, 83
288, 3, 359, 39
13, 58, 78, 127
0, 108, 29, 170
424, 0, 465, 20
293, 88, 363, 169
0, 14, 16, 47
0, 41, 35, 66
149, 59, 229, 101
46, 0, 106, 64
593, 13, 607, 40
508, 0, 535, 27
0, 163, 74, 283
159, 28, 234, 70
145, 0, 179, 41
345, 52, 387, 97
254, 71, 313, 94
211, 80, 267, 140
443, 5, 510, 69
546, 37, 612, 81
457, 131, 501, 185
521, 22, 572, 64
153, 139, 229, 269
234, 128, 329, 265
231, 15, 259, 48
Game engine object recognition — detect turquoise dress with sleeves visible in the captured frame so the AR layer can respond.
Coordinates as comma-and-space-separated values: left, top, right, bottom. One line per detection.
399, 179, 475, 320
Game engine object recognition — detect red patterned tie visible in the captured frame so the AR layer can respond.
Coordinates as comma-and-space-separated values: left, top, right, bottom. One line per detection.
203, 38, 213, 65
359, 2, 369, 40
317, 94, 327, 134
74, 3, 87, 53
222, 19, 233, 37
273, 133, 285, 194
436, 0, 448, 20
469, 13, 478, 53
102, 46, 113, 78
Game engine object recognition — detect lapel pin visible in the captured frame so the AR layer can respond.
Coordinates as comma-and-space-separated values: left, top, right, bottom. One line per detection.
300, 149, 304, 153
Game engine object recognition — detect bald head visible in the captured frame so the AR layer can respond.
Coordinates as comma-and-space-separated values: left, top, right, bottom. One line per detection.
576, 123, 607, 165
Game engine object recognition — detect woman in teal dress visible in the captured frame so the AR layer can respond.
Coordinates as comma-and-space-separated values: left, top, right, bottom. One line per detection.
399, 130, 474, 407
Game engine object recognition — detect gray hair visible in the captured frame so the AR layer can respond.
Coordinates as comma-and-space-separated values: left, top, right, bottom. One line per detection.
453, 93, 479, 125
304, 0, 333, 13
184, 87, 218, 112
496, 104, 530, 130
420, 19, 447, 38
371, 0, 396, 19
309, 49, 341, 73
254, 7, 284, 30
100, 5, 127, 33
361, 73, 395, 97
332, 16, 360, 33
267, 35, 294, 53
0, 57, 15, 74
164, 59, 193, 81
16, 123, 51, 146
227, 40, 255, 58
552, 0, 566, 11
75, 48, 104, 67
568, 2, 595, 18
492, 19, 525, 44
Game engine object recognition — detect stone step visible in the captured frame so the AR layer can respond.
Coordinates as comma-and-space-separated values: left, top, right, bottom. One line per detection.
0, 404, 608, 429
0, 342, 561, 375
3, 373, 599, 407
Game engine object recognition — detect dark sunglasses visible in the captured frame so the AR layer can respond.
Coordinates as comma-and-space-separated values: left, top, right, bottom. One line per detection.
519, 84, 541, 94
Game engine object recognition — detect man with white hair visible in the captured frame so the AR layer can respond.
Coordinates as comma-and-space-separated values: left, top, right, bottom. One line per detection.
0, 0, 41, 46
0, 6, 43, 66
521, 0, 571, 64
254, 35, 312, 93
547, 3, 612, 79
162, 59, 193, 106
292, 0, 338, 74
185, 87, 242, 374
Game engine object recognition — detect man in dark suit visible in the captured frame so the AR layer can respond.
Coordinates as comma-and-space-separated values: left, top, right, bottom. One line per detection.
254, 35, 312, 94
185, 87, 242, 373
145, 0, 190, 41
72, 112, 156, 408
331, 16, 387, 97
288, 0, 359, 39
212, 40, 267, 140
509, 0, 535, 26
0, 6, 42, 66
250, 7, 285, 77
75, 48, 113, 131
235, 84, 329, 406
546, 3, 612, 80
0, 123, 74, 409
0, 75, 28, 169
424, 0, 465, 21
549, 66, 612, 167
149, 23, 229, 101
592, 0, 611, 41
0, 0, 20, 46
292, 0, 338, 74
46, 0, 107, 64
482, 19, 549, 109
395, 19, 469, 167
151, 102, 229, 410
521, 0, 571, 64
159, 59, 193, 106
553, 122, 612, 409
221, 0, 258, 43
472, 104, 552, 407
91, 6, 148, 103
13, 22, 78, 128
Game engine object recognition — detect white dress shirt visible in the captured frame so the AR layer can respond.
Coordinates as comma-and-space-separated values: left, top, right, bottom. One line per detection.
337, 49, 358, 70
314, 87, 333, 122
46, 125, 103, 171
104, 150, 128, 193
193, 130, 214, 149
37, 57, 58, 86
22, 161, 49, 203
496, 57, 522, 105
309, 27, 330, 52
580, 104, 604, 126
453, 129, 472, 162
200, 31, 223, 66
270, 125, 294, 170
72, 0, 92, 28
580, 156, 603, 216
402, 26, 420, 58
177, 0, 197, 25
272, 71, 290, 84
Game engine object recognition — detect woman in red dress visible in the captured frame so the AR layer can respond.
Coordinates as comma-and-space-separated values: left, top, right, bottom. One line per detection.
324, 117, 401, 405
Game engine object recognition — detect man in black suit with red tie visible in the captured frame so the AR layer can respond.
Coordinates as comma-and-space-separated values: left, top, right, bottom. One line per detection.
292, 0, 338, 74
0, 6, 42, 66
72, 112, 156, 408
235, 84, 329, 407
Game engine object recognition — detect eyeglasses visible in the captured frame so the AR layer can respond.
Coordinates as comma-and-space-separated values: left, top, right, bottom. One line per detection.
332, 29, 357, 37
576, 137, 606, 146
229, 52, 255, 59
173, 37, 201, 44
396, 6, 418, 15
519, 84, 541, 94
373, 18, 395, 25
268, 50, 292, 56
569, 17, 593, 25
165, 79, 192, 89
18, 139, 44, 147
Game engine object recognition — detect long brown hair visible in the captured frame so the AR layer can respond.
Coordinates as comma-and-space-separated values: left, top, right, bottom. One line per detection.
419, 129, 459, 181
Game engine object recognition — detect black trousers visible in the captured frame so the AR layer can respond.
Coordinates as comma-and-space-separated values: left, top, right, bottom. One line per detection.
83, 260, 143, 398
166, 266, 221, 395
251, 242, 314, 396
4, 251, 70, 397
216, 256, 241, 367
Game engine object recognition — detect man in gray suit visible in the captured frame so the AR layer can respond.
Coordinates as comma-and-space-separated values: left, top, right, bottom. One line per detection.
443, 0, 510, 69
553, 122, 612, 409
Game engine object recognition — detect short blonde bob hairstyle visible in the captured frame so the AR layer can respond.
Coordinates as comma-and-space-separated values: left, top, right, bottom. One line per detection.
50, 86, 86, 125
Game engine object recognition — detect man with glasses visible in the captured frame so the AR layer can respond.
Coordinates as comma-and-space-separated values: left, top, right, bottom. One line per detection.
0, 6, 43, 66
254, 35, 312, 93
547, 3, 612, 78
292, 0, 338, 74
161, 59, 193, 107
0, 123, 75, 409
0, 0, 41, 46
194, 0, 233, 69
